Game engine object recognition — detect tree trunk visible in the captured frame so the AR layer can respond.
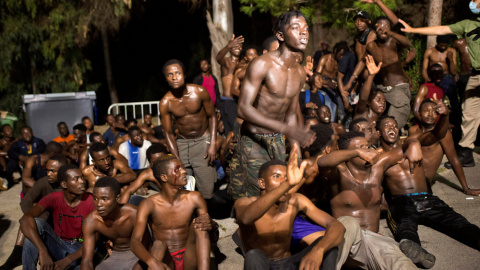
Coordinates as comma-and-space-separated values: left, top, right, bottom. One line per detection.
206, 0, 233, 95
427, 0, 443, 48
101, 27, 119, 105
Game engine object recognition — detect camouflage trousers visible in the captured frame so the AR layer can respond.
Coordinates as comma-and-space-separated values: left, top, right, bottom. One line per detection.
228, 132, 287, 200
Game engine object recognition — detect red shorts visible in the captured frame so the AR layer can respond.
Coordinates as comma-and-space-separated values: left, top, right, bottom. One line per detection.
170, 248, 185, 270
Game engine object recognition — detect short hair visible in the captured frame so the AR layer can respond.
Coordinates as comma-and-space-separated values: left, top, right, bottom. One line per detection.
162, 59, 186, 75
305, 123, 334, 157
21, 126, 32, 132
94, 176, 121, 196
243, 44, 258, 54
146, 143, 168, 162
46, 141, 63, 155
73, 124, 87, 132
436, 35, 451, 44
126, 118, 137, 126
89, 132, 102, 142
273, 11, 308, 39
349, 117, 368, 132
49, 154, 69, 167
376, 115, 398, 131
58, 164, 79, 183
338, 131, 365, 150
89, 142, 108, 156
428, 63, 444, 75
258, 159, 286, 179
419, 99, 437, 111
81, 116, 91, 122
128, 126, 141, 135
115, 114, 125, 120
375, 16, 393, 28
152, 156, 176, 181
368, 89, 383, 102
57, 121, 67, 127
144, 113, 152, 117
262, 36, 278, 52
333, 41, 349, 54
1, 124, 11, 132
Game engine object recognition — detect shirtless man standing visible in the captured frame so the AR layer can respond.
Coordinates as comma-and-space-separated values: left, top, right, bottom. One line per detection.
81, 177, 140, 270
130, 157, 211, 270
235, 145, 344, 270
82, 142, 136, 193
348, 16, 413, 129
230, 46, 258, 98
409, 99, 480, 195
229, 11, 315, 200
217, 34, 244, 134
159, 59, 217, 200
453, 38, 472, 100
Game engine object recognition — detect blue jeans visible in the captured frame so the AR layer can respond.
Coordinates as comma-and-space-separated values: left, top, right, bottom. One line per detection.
22, 218, 82, 270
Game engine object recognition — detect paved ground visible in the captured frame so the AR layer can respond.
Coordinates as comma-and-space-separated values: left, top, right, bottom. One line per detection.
1, 154, 480, 269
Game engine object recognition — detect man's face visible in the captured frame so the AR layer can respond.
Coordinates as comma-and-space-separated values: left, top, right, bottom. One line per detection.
305, 108, 318, 118
356, 121, 375, 145
369, 92, 386, 114
73, 129, 86, 143
130, 130, 143, 147
321, 43, 328, 51
261, 165, 291, 203
334, 49, 345, 61
106, 115, 115, 127
281, 16, 309, 51
58, 123, 69, 137
165, 64, 185, 90
92, 135, 106, 144
1, 125, 13, 138
92, 149, 112, 172
93, 187, 118, 217
63, 169, 86, 195
429, 67, 444, 86
244, 49, 258, 63
165, 159, 188, 186
83, 118, 93, 130
378, 118, 399, 144
420, 102, 438, 126
348, 137, 371, 167
376, 19, 391, 40
200, 60, 210, 73
318, 106, 331, 124
230, 44, 243, 57
116, 115, 125, 125
46, 160, 61, 184
144, 115, 152, 125
355, 17, 370, 32
436, 43, 448, 52
20, 127, 33, 143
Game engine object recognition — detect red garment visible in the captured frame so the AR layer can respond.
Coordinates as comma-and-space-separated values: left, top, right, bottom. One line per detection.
423, 83, 444, 100
38, 192, 95, 240
170, 248, 185, 270
202, 75, 216, 105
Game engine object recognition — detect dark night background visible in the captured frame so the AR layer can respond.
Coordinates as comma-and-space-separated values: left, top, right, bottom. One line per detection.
86, 0, 273, 123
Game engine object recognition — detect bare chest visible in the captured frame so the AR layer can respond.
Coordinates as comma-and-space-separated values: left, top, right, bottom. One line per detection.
168, 97, 203, 119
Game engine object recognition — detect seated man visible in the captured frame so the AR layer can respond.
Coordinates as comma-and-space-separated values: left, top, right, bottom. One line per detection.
81, 177, 140, 270
82, 142, 136, 193
413, 64, 445, 121
6, 126, 46, 189
130, 156, 211, 270
22, 141, 63, 195
53, 122, 75, 145
348, 117, 376, 147
0, 124, 18, 189
118, 126, 152, 173
103, 114, 126, 147
68, 124, 88, 164
20, 164, 94, 270
79, 132, 127, 169
317, 105, 345, 135
235, 145, 344, 270
0, 154, 68, 269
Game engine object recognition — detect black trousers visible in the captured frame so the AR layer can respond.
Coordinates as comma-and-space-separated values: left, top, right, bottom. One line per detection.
243, 237, 338, 270
387, 194, 480, 250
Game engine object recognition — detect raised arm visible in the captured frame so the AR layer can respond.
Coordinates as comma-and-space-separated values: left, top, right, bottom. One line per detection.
399, 19, 453, 35
362, 0, 399, 25
113, 160, 137, 184
315, 55, 328, 74
216, 34, 244, 65
159, 98, 180, 160
317, 148, 379, 168
413, 85, 429, 121
414, 98, 450, 146
21, 156, 36, 189
355, 55, 382, 116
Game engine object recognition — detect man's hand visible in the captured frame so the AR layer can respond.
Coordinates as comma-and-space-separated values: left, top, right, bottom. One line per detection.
305, 102, 318, 109
193, 213, 214, 231
356, 148, 379, 166
148, 258, 171, 270
405, 140, 423, 174
39, 251, 54, 270
467, 26, 480, 41
286, 144, 308, 187
432, 93, 449, 116
299, 249, 324, 270
304, 55, 314, 78
365, 55, 383, 75
405, 48, 417, 64
399, 19, 413, 33
204, 144, 216, 164
228, 34, 244, 49
284, 127, 316, 148
465, 188, 480, 196
54, 257, 72, 270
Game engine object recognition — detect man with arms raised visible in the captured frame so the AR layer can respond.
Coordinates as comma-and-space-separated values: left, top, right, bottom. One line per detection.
81, 177, 140, 270
229, 11, 315, 200
159, 59, 217, 200
130, 156, 211, 270
82, 142, 136, 193
235, 145, 344, 269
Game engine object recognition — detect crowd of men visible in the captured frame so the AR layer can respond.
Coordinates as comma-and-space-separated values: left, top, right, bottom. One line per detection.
1, 0, 480, 269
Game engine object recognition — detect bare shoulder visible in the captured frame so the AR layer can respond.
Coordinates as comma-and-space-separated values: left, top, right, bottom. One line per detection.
187, 84, 209, 97
82, 164, 94, 174
408, 125, 422, 136
121, 203, 138, 218
159, 91, 174, 104
185, 190, 204, 201
234, 196, 257, 208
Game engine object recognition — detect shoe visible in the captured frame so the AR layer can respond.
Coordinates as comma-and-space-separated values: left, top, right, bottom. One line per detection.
399, 239, 436, 269
445, 147, 475, 168
0, 177, 8, 191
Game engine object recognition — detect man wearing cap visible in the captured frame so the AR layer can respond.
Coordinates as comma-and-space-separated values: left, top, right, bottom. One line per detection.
353, 11, 376, 63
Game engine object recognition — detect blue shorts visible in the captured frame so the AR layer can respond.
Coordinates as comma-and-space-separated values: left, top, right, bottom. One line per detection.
291, 215, 326, 248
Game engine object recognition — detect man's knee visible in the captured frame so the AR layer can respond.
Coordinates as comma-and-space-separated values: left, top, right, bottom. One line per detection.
244, 249, 269, 269
338, 216, 361, 238
34, 218, 50, 234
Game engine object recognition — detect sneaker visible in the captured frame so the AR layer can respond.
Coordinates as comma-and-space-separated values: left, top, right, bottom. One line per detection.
399, 239, 436, 269
0, 177, 7, 191
445, 147, 475, 168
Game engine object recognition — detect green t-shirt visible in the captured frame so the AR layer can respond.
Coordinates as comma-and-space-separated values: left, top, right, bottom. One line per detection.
449, 18, 480, 70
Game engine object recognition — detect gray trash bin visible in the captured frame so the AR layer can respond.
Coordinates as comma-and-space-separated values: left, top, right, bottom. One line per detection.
22, 92, 96, 142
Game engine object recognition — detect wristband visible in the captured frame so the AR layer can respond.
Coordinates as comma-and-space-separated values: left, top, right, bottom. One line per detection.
464, 188, 471, 194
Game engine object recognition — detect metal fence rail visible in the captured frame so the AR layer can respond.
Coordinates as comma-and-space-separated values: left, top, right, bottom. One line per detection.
107, 101, 160, 125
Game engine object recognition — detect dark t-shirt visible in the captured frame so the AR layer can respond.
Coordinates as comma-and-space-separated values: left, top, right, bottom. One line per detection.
338, 51, 356, 85
20, 176, 62, 214
38, 192, 95, 240
299, 90, 324, 114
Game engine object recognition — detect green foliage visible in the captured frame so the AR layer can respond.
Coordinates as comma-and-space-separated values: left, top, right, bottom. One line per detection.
0, 0, 99, 122
404, 36, 426, 94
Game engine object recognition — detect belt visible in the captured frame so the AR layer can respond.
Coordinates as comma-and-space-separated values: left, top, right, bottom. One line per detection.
405, 192, 428, 196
